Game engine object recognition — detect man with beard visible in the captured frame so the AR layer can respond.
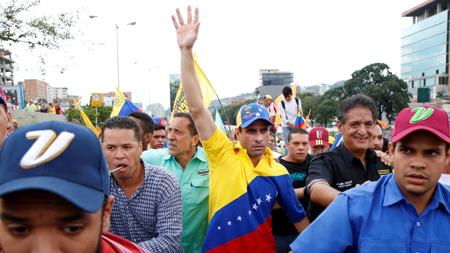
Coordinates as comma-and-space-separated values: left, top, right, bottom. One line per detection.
0, 121, 147, 253
306, 94, 391, 222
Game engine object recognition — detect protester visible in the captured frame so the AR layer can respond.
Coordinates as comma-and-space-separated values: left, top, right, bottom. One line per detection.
101, 116, 182, 252
278, 87, 302, 144
48, 103, 56, 114
290, 104, 450, 252
308, 126, 329, 155
0, 121, 148, 253
370, 123, 384, 151
0, 96, 12, 143
306, 94, 391, 222
128, 111, 153, 151
142, 112, 209, 253
263, 95, 277, 134
272, 128, 311, 253
172, 7, 308, 252
24, 99, 37, 112
150, 124, 167, 149
54, 100, 62, 114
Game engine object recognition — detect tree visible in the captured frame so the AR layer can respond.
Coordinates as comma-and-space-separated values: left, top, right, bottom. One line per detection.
298, 92, 320, 124
218, 100, 252, 126
65, 105, 112, 127
315, 87, 344, 127
0, 0, 77, 49
343, 63, 410, 123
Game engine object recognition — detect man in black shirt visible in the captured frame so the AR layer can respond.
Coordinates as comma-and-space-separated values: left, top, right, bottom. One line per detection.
272, 128, 311, 253
306, 94, 391, 222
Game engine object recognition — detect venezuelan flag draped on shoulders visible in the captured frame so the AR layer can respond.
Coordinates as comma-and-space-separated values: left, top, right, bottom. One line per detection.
110, 88, 141, 117
201, 104, 306, 253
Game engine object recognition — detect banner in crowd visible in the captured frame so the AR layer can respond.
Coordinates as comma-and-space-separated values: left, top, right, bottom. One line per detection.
72, 98, 100, 137
110, 88, 141, 117
171, 55, 216, 117
90, 93, 104, 108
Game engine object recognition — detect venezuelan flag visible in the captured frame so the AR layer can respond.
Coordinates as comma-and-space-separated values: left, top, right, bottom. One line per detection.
294, 115, 305, 129
202, 130, 306, 253
110, 88, 141, 117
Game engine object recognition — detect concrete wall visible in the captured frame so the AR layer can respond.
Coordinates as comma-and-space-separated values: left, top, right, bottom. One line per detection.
11, 110, 67, 127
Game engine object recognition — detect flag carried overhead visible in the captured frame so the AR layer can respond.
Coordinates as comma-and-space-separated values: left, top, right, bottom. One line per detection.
72, 98, 100, 137
172, 55, 216, 117
110, 88, 141, 117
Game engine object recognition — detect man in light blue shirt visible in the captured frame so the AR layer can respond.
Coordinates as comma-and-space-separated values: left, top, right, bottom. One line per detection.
290, 104, 450, 253
141, 112, 209, 253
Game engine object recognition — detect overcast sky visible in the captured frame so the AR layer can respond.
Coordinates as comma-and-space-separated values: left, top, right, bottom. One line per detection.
12, 0, 423, 109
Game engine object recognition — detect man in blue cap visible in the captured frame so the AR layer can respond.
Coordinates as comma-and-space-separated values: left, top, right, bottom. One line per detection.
0, 121, 148, 253
172, 7, 308, 252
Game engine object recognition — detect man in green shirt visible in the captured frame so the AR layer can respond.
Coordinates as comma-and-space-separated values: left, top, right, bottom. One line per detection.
141, 112, 209, 253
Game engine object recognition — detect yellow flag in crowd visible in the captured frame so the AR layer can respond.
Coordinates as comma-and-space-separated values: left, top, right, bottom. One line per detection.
72, 98, 100, 137
110, 88, 127, 117
172, 55, 216, 118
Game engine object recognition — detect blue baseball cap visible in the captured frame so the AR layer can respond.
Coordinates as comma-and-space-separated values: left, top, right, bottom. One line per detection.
0, 121, 109, 213
238, 103, 273, 128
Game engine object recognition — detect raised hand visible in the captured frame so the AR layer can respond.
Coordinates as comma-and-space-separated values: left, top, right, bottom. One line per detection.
172, 6, 200, 50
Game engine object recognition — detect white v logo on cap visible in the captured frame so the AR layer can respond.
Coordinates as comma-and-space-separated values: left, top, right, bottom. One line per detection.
20, 130, 75, 169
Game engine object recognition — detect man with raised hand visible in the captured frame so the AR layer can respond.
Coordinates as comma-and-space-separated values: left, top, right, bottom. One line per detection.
290, 105, 450, 252
0, 121, 148, 253
172, 6, 308, 253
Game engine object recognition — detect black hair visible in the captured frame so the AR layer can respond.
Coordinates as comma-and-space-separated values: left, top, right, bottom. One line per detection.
173, 112, 198, 136
128, 111, 153, 134
101, 116, 141, 142
153, 124, 166, 131
288, 128, 308, 142
338, 94, 378, 123
282, 86, 293, 97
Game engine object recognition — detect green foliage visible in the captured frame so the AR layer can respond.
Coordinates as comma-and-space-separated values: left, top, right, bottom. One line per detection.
343, 63, 410, 123
169, 79, 181, 111
0, 0, 78, 49
65, 105, 113, 127
218, 100, 253, 125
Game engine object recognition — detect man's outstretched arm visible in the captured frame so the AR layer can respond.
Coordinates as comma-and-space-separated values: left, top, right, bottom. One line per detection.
172, 6, 216, 141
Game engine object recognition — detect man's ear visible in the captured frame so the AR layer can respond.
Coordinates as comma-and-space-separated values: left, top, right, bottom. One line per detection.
102, 196, 114, 233
6, 112, 11, 124
144, 132, 152, 143
388, 142, 394, 156
336, 121, 344, 134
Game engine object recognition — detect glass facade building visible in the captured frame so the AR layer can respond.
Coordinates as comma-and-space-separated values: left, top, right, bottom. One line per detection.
260, 69, 293, 86
401, 1, 450, 102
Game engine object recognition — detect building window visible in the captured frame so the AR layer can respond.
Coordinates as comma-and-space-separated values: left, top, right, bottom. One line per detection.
411, 80, 414, 88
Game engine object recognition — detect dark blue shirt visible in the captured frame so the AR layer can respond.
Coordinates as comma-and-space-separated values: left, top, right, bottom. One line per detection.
291, 173, 450, 253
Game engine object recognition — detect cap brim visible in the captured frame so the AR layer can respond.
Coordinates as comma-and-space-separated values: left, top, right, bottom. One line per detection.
240, 118, 274, 129
0, 177, 106, 213
392, 125, 450, 144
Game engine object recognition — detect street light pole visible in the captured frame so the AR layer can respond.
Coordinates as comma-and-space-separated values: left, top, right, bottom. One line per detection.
115, 24, 120, 89
89, 15, 135, 90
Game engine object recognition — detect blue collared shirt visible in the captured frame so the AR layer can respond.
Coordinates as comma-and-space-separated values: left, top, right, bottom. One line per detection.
291, 173, 450, 253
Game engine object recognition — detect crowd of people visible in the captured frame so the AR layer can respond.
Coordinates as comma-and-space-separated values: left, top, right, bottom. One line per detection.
0, 6, 449, 253
24, 98, 63, 114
